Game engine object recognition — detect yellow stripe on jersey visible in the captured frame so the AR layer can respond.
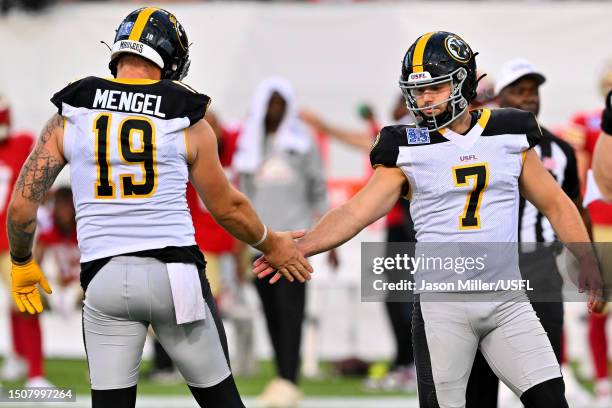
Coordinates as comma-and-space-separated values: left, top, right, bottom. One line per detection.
412, 32, 435, 73
128, 7, 159, 42
477, 108, 491, 129
173, 81, 198, 93
105, 78, 159, 85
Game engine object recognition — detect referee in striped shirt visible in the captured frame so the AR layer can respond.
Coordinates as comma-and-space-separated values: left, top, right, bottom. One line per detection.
466, 59, 589, 408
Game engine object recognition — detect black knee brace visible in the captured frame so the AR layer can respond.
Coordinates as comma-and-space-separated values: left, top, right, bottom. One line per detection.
188, 375, 245, 408
91, 385, 137, 408
520, 377, 568, 408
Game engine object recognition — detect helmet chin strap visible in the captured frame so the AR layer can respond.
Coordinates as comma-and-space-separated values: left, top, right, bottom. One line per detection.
422, 103, 454, 131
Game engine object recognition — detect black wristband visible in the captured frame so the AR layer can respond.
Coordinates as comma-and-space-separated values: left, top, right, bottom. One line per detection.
10, 252, 32, 264
602, 90, 612, 135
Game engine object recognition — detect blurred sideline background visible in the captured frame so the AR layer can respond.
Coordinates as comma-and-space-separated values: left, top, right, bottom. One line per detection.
0, 1, 611, 407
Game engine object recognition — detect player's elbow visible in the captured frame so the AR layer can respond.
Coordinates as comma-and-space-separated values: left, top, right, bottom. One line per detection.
543, 191, 577, 225
208, 189, 248, 226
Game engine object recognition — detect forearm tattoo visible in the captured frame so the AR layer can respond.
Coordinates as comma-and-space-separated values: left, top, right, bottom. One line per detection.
7, 217, 36, 260
15, 114, 65, 203
8, 114, 65, 259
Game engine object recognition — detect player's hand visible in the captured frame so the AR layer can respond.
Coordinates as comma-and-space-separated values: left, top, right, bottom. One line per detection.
256, 230, 312, 284
11, 258, 52, 314
576, 252, 605, 314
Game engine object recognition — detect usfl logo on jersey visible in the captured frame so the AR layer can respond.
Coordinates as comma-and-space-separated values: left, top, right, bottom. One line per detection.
407, 127, 430, 144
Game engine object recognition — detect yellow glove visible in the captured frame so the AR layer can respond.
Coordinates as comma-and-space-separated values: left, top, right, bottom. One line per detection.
11, 258, 52, 314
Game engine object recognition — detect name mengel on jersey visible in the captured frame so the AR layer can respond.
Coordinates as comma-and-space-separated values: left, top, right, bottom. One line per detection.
93, 88, 166, 118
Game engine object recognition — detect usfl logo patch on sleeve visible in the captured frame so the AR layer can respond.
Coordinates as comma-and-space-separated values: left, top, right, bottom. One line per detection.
407, 127, 430, 144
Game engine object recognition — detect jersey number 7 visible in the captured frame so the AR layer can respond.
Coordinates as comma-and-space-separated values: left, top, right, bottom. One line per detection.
93, 114, 157, 199
453, 163, 489, 230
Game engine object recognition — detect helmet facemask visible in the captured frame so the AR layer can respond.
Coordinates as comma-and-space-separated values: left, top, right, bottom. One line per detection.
399, 67, 469, 132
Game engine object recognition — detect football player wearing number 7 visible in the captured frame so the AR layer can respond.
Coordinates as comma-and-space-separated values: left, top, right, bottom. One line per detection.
255, 31, 604, 408
6, 7, 311, 408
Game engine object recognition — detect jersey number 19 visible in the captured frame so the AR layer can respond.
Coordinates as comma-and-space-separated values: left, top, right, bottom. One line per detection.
93, 114, 157, 199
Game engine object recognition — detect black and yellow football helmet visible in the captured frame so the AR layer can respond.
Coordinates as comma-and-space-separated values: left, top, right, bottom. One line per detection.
109, 7, 190, 81
399, 31, 479, 131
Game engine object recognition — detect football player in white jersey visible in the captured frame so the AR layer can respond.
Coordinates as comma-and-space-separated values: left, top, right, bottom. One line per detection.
6, 7, 311, 408
255, 31, 604, 408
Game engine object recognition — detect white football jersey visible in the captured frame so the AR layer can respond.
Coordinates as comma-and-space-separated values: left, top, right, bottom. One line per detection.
52, 77, 210, 262
370, 108, 542, 290
371, 108, 541, 243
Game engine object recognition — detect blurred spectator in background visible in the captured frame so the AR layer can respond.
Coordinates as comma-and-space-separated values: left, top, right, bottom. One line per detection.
188, 110, 242, 300
467, 58, 591, 407
0, 95, 53, 387
35, 186, 80, 318
146, 110, 256, 383
470, 70, 497, 110
187, 110, 257, 377
234, 77, 335, 408
564, 60, 612, 405
302, 94, 417, 392
1, 0, 54, 14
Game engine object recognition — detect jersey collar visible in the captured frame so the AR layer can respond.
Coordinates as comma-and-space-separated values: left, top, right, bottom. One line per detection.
438, 109, 491, 150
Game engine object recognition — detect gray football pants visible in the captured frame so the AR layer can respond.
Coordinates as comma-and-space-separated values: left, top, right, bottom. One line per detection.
82, 256, 231, 390
417, 291, 562, 408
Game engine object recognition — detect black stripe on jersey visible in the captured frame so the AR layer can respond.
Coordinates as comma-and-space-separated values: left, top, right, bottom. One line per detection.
519, 126, 578, 243
51, 76, 211, 126
539, 132, 552, 158
536, 132, 553, 241
543, 128, 580, 201
481, 108, 542, 148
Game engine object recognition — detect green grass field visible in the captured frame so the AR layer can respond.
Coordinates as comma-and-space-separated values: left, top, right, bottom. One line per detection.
2, 358, 607, 402
0, 358, 411, 398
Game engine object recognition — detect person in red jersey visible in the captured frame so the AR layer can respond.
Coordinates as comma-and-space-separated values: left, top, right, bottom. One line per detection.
301, 96, 418, 391
0, 96, 53, 387
187, 110, 242, 296
564, 61, 612, 405
186, 110, 258, 377
35, 186, 80, 315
